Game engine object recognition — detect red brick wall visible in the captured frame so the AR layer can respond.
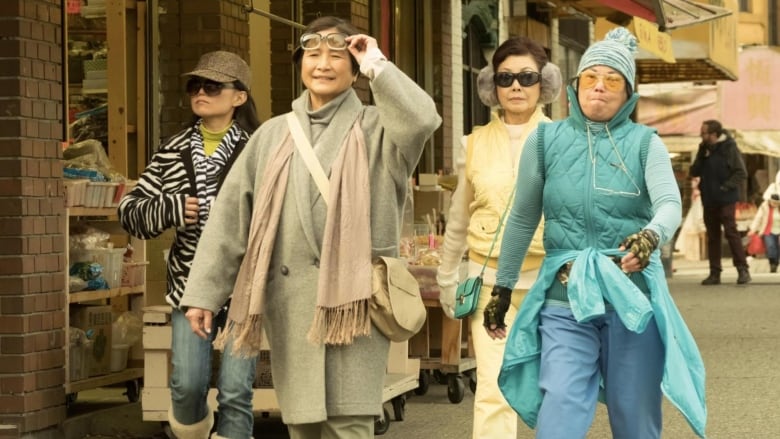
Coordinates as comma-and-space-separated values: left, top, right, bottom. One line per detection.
0, 0, 67, 435
269, 0, 370, 117
441, 1, 454, 172
157, 0, 251, 140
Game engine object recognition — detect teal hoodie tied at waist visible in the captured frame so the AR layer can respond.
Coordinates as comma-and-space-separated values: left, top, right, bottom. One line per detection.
498, 248, 707, 438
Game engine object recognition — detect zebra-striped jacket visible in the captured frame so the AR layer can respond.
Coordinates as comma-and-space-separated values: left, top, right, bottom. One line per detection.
117, 124, 249, 307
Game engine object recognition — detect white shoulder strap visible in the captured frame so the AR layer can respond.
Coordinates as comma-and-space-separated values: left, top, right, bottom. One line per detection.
286, 112, 329, 203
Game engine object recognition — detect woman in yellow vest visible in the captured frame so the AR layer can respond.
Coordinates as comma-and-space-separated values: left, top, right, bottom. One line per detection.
437, 36, 561, 438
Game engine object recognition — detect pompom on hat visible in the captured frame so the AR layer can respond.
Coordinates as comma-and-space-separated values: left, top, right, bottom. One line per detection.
577, 27, 638, 91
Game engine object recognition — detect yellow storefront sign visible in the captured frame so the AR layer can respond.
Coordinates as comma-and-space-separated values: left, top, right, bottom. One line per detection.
708, 13, 738, 78
631, 17, 676, 63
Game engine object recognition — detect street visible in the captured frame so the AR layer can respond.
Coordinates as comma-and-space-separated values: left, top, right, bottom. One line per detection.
67, 257, 780, 439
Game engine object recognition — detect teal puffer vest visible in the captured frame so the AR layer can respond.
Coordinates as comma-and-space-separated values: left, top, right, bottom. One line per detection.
539, 87, 656, 253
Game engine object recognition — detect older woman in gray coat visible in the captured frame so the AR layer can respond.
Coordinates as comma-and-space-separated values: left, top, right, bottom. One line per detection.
180, 16, 441, 439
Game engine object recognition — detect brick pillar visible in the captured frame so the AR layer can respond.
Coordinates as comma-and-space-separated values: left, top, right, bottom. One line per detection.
269, 0, 370, 117
157, 0, 250, 140
0, 0, 67, 436
443, 0, 461, 173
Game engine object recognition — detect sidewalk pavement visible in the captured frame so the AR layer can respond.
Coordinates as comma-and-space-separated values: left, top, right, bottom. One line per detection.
65, 255, 780, 439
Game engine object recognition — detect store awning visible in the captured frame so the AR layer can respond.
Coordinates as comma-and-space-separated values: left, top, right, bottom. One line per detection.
547, 0, 738, 83
638, 47, 780, 157
637, 83, 719, 133
659, 132, 780, 157
549, 0, 731, 31
635, 12, 738, 82
735, 131, 780, 157
595, 11, 738, 83
659, 135, 699, 153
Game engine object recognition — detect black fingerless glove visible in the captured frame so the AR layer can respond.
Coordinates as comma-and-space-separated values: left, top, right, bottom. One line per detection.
620, 229, 660, 269
483, 285, 512, 330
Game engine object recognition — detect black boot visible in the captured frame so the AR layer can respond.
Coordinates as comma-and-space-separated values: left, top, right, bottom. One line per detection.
701, 272, 721, 285
770, 260, 778, 273
737, 266, 751, 284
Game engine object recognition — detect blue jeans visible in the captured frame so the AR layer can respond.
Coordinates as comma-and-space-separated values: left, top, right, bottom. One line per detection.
762, 233, 779, 263
170, 307, 257, 438
536, 306, 664, 439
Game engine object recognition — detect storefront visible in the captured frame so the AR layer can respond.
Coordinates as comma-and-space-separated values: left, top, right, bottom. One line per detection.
638, 45, 780, 206
3, 0, 451, 435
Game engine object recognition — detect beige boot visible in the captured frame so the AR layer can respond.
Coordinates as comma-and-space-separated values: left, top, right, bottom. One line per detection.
168, 407, 214, 439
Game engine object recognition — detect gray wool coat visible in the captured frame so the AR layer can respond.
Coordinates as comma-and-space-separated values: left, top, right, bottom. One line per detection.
180, 62, 441, 424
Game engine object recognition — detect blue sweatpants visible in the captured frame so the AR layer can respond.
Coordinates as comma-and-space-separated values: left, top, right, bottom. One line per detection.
536, 305, 664, 439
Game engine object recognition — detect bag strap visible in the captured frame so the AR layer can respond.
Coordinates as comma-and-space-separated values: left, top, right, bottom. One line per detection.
286, 112, 330, 204
478, 185, 516, 278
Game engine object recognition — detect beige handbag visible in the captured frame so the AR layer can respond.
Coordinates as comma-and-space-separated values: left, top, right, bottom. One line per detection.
369, 256, 426, 341
286, 113, 426, 342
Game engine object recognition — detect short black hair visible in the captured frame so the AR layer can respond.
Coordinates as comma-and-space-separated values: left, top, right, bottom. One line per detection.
491, 36, 548, 73
702, 119, 723, 136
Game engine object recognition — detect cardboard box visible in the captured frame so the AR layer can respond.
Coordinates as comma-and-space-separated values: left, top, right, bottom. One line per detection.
122, 261, 148, 287
254, 351, 273, 388
70, 305, 113, 376
417, 173, 439, 188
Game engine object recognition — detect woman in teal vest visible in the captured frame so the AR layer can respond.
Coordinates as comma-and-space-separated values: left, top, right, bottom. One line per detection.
484, 28, 707, 438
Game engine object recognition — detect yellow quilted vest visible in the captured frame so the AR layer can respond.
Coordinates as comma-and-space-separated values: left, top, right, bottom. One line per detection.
465, 108, 547, 271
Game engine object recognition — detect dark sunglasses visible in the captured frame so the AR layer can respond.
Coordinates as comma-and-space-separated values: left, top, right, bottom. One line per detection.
493, 71, 542, 88
185, 77, 235, 97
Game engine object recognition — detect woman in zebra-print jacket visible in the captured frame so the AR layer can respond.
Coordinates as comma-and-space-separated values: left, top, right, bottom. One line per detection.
117, 51, 261, 439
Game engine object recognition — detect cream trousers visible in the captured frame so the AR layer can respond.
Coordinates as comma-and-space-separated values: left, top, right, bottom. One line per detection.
468, 284, 526, 439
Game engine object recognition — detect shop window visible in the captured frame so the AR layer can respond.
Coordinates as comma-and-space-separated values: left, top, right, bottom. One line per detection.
66, 4, 109, 148
462, 18, 490, 135
555, 18, 589, 118
64, 0, 146, 178
372, 0, 442, 173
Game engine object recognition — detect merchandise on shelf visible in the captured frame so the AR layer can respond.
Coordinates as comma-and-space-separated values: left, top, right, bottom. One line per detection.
70, 248, 125, 290
70, 304, 113, 377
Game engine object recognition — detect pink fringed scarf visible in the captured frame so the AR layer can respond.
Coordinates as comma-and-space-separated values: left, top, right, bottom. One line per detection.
214, 117, 372, 356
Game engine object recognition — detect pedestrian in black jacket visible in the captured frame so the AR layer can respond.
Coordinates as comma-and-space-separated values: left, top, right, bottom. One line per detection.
690, 119, 751, 285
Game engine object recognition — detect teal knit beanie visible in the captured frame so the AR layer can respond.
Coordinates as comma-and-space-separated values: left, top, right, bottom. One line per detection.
577, 27, 638, 91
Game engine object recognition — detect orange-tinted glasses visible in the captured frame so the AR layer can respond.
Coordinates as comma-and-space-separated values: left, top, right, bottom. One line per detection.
576, 72, 626, 92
